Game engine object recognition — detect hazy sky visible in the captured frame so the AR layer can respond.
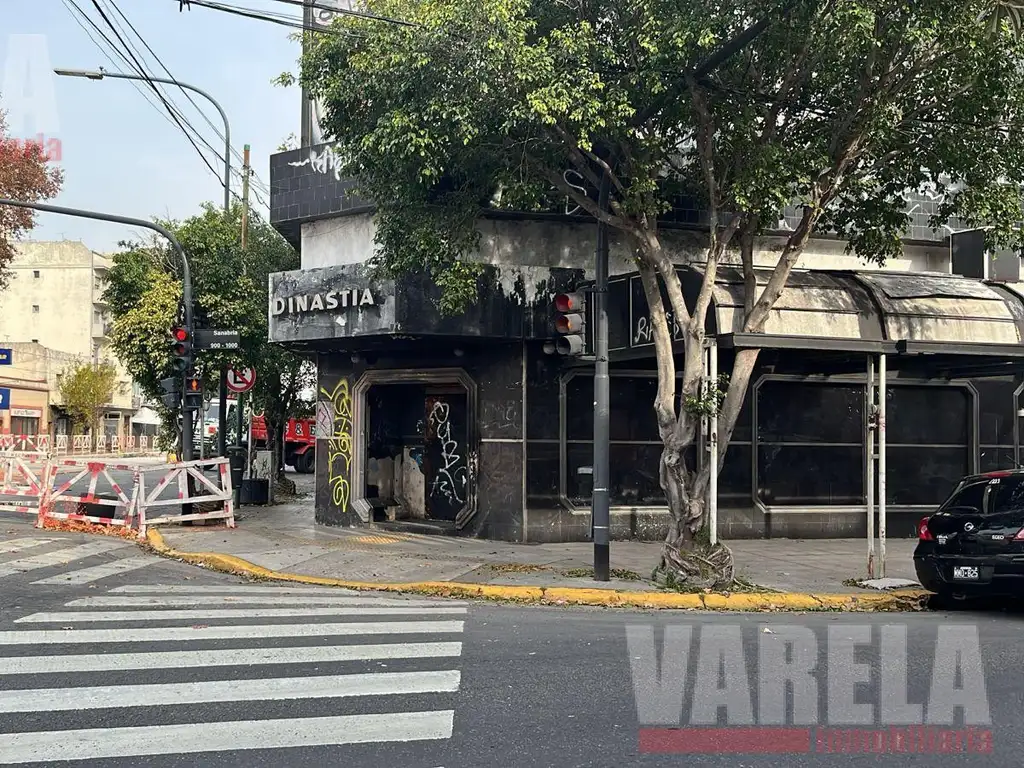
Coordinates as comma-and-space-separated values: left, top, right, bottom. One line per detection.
3, 0, 301, 252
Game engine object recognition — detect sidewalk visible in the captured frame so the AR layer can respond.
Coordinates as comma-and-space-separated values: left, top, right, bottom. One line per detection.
155, 500, 920, 596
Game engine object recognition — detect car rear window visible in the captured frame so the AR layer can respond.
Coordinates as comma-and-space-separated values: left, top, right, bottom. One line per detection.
940, 475, 1024, 515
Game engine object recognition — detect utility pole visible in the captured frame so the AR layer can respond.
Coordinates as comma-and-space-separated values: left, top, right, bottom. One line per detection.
0, 199, 196, 462
592, 171, 611, 581
236, 145, 251, 484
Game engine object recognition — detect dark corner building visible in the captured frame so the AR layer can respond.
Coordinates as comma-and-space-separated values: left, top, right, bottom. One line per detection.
268, 143, 1024, 543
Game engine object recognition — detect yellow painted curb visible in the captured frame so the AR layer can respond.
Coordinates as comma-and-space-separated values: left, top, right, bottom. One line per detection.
142, 529, 930, 611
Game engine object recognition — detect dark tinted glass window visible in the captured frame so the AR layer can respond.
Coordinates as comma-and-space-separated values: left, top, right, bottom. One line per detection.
940, 481, 988, 514
988, 477, 1024, 514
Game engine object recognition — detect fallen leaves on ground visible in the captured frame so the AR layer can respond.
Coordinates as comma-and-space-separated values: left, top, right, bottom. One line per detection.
40, 518, 139, 541
489, 563, 547, 573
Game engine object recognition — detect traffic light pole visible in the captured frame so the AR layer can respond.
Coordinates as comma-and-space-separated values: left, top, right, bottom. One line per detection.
592, 171, 612, 582
0, 199, 196, 461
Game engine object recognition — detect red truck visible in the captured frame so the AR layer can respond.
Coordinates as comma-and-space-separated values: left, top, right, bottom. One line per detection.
250, 415, 316, 473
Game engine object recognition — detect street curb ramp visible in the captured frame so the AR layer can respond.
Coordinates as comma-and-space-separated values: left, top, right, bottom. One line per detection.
144, 530, 931, 612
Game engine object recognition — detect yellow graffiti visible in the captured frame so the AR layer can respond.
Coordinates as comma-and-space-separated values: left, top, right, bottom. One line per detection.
320, 378, 352, 513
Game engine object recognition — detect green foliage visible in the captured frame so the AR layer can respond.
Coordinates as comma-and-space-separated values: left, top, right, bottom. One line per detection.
683, 374, 730, 418
104, 205, 312, 448
58, 360, 118, 433
296, 0, 1024, 291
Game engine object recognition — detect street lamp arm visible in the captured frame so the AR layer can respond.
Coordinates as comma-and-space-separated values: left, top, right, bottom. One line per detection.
0, 198, 193, 329
54, 68, 233, 213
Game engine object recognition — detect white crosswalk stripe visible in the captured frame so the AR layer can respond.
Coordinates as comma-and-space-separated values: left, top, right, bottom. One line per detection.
0, 535, 170, 586
31, 555, 153, 585
0, 583, 466, 763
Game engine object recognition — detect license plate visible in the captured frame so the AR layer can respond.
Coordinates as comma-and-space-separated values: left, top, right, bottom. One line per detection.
953, 566, 979, 580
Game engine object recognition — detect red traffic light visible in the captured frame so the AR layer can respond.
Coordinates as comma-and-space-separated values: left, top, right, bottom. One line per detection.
554, 293, 582, 313
172, 327, 189, 342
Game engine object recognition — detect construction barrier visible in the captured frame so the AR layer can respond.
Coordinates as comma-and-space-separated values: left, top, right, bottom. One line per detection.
72, 435, 90, 454
136, 457, 236, 536
0, 451, 53, 523
46, 459, 140, 530
55, 434, 69, 453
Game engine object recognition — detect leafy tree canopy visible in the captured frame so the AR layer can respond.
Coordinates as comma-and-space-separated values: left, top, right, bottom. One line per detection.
295, 0, 1024, 585
104, 204, 313, 448
0, 108, 63, 289
58, 360, 118, 434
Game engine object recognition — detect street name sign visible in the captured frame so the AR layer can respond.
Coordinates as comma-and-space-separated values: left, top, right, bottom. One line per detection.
195, 329, 240, 350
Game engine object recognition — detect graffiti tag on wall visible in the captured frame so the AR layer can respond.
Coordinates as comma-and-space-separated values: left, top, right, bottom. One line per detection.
428, 401, 468, 505
320, 378, 353, 513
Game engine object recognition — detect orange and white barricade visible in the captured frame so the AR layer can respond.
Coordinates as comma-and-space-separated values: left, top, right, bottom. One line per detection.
0, 451, 53, 523
72, 435, 89, 454
95, 434, 106, 452
55, 434, 69, 454
126, 435, 136, 451
45, 459, 140, 530
139, 435, 149, 451
136, 457, 235, 535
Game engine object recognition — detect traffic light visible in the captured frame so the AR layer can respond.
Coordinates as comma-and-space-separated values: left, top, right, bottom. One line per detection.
159, 375, 181, 410
170, 326, 193, 372
553, 291, 586, 355
184, 375, 203, 411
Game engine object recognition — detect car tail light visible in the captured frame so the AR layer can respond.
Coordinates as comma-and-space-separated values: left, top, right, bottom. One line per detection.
918, 516, 935, 541
984, 471, 1014, 478
1014, 528, 1024, 541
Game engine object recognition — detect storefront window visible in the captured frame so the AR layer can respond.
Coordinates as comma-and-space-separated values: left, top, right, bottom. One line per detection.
886, 385, 970, 505
564, 374, 689, 507
11, 417, 39, 435
756, 381, 863, 505
974, 378, 1016, 473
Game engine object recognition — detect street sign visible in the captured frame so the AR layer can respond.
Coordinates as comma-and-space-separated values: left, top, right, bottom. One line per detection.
195, 329, 240, 350
226, 367, 256, 394
0, 388, 9, 410
0, 349, 11, 365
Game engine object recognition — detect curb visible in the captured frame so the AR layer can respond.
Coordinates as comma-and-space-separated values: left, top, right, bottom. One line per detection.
144, 530, 931, 611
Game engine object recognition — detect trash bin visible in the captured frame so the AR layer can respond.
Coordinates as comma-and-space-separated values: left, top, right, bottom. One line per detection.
226, 446, 247, 489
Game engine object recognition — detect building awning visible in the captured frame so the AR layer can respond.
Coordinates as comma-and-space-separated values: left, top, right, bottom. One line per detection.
684, 265, 1024, 358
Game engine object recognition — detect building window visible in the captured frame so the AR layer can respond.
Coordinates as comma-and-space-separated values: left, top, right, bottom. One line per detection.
32, 270, 40, 279
11, 416, 39, 436
975, 377, 1017, 473
31, 305, 39, 313
563, 373, 694, 508
755, 381, 863, 506
886, 385, 970, 506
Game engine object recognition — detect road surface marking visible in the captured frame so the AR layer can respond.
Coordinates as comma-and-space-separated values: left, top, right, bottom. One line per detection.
0, 710, 455, 763
31, 555, 153, 585
0, 541, 129, 578
109, 584, 374, 595
17, 606, 469, 622
0, 670, 461, 712
64, 594, 468, 607
0, 641, 463, 674
0, 620, 465, 644
0, 539, 55, 554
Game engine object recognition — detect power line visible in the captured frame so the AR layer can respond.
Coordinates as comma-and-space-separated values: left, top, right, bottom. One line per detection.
176, 0, 368, 37
261, 0, 417, 28
82, 0, 228, 186
103, 0, 272, 198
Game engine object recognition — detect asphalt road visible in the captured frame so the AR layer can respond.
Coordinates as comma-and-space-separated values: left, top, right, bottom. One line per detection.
0, 526, 1021, 766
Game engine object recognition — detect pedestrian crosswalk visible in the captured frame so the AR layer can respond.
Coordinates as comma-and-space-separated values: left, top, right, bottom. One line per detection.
0, 583, 466, 763
0, 535, 155, 586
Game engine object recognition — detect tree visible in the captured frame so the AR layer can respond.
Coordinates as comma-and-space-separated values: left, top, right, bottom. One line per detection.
104, 204, 313, 484
58, 360, 118, 435
0, 108, 63, 288
297, 0, 1024, 585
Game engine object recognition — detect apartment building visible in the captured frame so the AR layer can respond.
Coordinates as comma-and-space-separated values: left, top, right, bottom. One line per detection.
0, 241, 139, 440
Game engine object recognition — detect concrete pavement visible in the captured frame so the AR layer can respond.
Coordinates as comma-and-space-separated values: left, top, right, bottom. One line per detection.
154, 484, 922, 601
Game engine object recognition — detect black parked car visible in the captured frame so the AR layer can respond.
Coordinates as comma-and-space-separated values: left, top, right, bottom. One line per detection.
915, 469, 1024, 598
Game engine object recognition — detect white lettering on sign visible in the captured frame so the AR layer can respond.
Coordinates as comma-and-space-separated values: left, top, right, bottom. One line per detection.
272, 288, 377, 317
10, 408, 42, 418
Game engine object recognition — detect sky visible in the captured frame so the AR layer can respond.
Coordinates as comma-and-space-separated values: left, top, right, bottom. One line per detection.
2, 0, 301, 252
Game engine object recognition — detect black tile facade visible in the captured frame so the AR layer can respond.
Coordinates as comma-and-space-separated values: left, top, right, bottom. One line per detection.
272, 143, 959, 247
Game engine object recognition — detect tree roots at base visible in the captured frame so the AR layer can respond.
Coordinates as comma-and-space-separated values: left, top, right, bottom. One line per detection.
654, 540, 735, 590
